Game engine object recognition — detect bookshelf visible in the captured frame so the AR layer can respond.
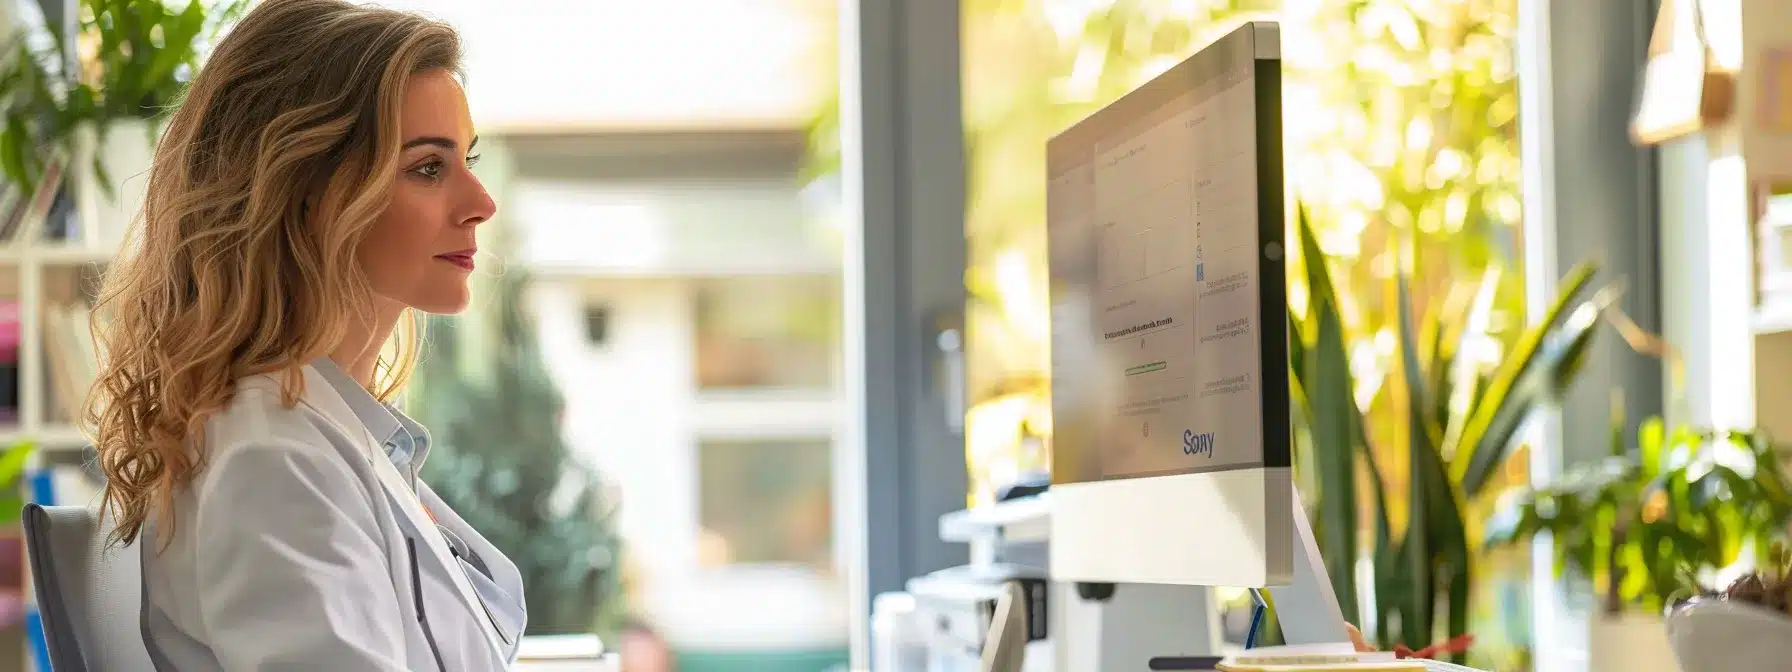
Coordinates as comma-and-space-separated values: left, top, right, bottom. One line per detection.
3, 237, 112, 672
1, 242, 112, 453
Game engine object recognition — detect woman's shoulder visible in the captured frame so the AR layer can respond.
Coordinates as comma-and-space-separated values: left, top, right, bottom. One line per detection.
200, 372, 367, 476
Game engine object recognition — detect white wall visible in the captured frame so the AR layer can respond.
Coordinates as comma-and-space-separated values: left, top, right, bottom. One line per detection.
510, 178, 838, 276
355, 0, 835, 130
530, 277, 700, 577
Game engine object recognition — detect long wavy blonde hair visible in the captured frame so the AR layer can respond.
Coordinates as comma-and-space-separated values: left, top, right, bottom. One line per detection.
82, 0, 462, 547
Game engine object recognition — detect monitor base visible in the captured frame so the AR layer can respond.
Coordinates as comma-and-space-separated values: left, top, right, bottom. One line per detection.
981, 487, 1352, 671
1065, 582, 1223, 670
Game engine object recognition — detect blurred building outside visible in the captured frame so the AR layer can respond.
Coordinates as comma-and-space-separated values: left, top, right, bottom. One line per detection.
371, 0, 853, 666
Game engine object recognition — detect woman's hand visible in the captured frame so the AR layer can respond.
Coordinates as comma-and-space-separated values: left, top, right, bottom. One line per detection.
1345, 623, 1375, 652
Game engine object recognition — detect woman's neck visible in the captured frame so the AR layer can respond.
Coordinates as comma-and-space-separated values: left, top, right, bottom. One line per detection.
328, 300, 405, 389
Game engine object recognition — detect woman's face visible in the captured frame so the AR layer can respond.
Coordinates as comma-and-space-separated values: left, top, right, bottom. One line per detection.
359, 68, 494, 315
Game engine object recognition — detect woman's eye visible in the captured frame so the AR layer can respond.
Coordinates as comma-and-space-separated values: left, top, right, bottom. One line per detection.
411, 161, 444, 181
466, 154, 482, 168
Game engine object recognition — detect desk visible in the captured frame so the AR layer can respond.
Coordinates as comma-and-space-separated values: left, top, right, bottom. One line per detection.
514, 652, 618, 671
515, 634, 617, 671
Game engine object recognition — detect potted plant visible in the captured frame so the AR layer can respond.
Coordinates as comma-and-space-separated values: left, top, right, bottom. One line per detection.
0, 0, 248, 245
1287, 205, 1621, 662
1484, 414, 1792, 671
1668, 547, 1792, 671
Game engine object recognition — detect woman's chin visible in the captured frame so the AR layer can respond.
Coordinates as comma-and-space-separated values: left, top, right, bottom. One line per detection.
409, 288, 472, 315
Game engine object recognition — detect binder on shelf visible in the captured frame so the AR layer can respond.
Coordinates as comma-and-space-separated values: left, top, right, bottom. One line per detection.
3, 157, 67, 248
42, 300, 101, 427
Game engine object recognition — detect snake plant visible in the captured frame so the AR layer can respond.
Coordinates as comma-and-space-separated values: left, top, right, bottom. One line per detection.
1289, 205, 1612, 653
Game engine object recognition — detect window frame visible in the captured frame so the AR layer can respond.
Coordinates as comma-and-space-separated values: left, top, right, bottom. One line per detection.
1517, 0, 1665, 669
836, 0, 971, 667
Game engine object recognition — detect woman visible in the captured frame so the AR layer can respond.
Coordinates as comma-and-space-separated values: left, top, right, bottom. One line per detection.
82, 1, 523, 669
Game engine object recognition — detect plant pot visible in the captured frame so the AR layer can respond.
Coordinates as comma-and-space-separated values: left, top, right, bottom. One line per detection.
73, 118, 161, 249
1590, 612, 1679, 672
1666, 597, 1792, 672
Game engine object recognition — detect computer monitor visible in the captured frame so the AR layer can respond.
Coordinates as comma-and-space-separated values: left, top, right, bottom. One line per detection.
1045, 20, 1292, 589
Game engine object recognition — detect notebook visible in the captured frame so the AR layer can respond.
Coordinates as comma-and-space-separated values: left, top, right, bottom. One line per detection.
1217, 643, 1490, 672
1218, 661, 1485, 672
1217, 662, 1426, 672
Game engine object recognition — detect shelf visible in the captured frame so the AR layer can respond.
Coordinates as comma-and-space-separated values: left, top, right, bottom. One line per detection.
0, 244, 115, 265
937, 495, 1051, 544
0, 424, 91, 451
1757, 305, 1792, 335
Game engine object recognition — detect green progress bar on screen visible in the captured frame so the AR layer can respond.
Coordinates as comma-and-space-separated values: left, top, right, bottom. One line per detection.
1126, 362, 1167, 376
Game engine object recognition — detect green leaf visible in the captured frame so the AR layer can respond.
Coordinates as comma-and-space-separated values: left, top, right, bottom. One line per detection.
0, 440, 32, 477
1295, 205, 1360, 620
1288, 306, 1308, 394
139, 1, 206, 114
1638, 416, 1666, 475
1454, 261, 1602, 497
1396, 274, 1441, 457
1423, 306, 1456, 440
1345, 357, 1399, 647
1442, 539, 1471, 663
3, 112, 35, 196
1437, 266, 1499, 459
1395, 268, 1474, 649
0, 496, 24, 525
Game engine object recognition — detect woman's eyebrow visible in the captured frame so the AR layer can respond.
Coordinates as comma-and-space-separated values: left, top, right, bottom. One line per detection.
402, 136, 458, 150
401, 135, 479, 152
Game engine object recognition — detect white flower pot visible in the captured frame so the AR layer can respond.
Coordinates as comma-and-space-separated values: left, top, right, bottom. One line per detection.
73, 118, 160, 249
1590, 613, 1679, 672
1666, 598, 1792, 672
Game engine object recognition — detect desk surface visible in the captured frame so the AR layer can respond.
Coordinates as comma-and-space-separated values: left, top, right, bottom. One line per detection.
515, 652, 618, 671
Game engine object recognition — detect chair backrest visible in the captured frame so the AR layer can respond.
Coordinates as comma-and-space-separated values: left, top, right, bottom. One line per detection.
22, 502, 156, 672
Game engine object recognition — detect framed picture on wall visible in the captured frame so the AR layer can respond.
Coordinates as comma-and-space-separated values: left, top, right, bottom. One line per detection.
1631, 0, 1736, 146
1754, 183, 1792, 326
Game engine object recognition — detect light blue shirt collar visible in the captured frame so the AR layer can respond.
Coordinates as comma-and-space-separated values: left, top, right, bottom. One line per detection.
309, 358, 431, 475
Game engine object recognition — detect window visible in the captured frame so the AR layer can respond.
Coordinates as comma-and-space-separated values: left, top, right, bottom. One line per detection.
696, 438, 833, 568
692, 276, 839, 391
960, 1, 1530, 662
582, 300, 612, 346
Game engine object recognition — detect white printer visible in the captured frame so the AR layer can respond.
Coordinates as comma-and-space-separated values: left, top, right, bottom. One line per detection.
872, 494, 1054, 672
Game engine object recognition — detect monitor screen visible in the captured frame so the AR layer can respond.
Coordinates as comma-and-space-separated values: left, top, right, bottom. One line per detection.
1046, 23, 1288, 488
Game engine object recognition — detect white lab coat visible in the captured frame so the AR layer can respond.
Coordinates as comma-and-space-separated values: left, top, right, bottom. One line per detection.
138, 361, 528, 671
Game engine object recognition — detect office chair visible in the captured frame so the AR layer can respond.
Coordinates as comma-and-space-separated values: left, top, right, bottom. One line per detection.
22, 502, 156, 672
978, 580, 1031, 672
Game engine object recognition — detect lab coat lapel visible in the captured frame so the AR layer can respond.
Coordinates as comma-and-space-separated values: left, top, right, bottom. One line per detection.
288, 366, 511, 664
416, 483, 528, 615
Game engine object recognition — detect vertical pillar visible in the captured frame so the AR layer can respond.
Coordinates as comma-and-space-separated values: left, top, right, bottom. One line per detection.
837, 0, 969, 665
1518, 1, 1665, 670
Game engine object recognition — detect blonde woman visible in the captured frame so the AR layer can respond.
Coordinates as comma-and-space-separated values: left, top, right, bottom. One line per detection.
82, 0, 522, 669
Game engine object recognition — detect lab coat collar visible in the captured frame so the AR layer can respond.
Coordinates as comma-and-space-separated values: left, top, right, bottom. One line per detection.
308, 358, 431, 472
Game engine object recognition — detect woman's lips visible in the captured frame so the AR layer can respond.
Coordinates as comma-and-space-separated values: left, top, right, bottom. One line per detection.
436, 252, 475, 270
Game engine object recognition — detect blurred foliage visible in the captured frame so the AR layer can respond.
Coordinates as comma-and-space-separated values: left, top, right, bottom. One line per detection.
0, 441, 34, 525
954, 0, 1278, 504
946, 0, 1531, 512
1485, 416, 1792, 616
1291, 207, 1617, 655
0, 0, 249, 195
409, 269, 626, 637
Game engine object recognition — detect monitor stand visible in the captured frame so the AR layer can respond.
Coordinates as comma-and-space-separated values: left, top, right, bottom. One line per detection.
979, 488, 1349, 672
